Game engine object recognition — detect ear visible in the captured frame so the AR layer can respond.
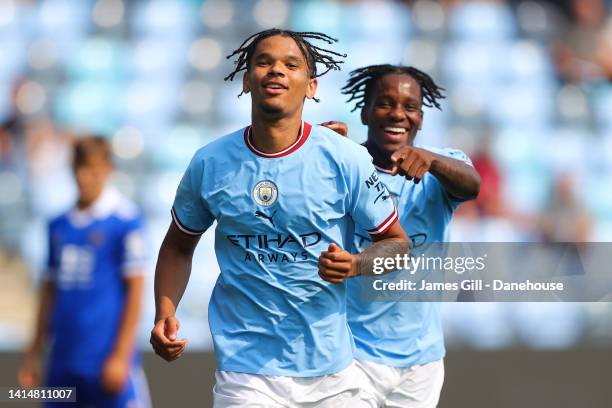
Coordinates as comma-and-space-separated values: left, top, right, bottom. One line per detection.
360, 107, 368, 126
418, 109, 424, 130
242, 72, 251, 94
306, 77, 318, 100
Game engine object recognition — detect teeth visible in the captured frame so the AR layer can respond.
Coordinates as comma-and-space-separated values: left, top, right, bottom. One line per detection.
384, 127, 406, 133
266, 84, 283, 89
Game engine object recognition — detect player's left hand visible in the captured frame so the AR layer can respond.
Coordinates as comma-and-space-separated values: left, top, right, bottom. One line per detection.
100, 354, 130, 394
318, 243, 357, 284
320, 121, 348, 137
390, 146, 436, 183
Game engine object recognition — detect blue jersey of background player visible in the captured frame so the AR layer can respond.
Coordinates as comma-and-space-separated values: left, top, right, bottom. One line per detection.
150, 30, 408, 407
19, 136, 150, 408
338, 65, 481, 407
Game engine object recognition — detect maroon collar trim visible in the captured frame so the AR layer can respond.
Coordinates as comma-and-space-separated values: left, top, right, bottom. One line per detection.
244, 121, 312, 158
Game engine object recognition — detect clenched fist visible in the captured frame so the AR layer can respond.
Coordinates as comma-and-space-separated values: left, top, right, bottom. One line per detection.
150, 316, 188, 362
390, 146, 437, 183
318, 243, 357, 284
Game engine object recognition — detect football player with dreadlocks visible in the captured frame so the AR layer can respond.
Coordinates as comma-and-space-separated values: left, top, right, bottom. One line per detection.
338, 65, 480, 407
150, 31, 408, 407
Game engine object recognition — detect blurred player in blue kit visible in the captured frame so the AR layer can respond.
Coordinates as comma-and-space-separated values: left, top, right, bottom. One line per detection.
334, 65, 481, 407
150, 30, 408, 407
18, 137, 150, 408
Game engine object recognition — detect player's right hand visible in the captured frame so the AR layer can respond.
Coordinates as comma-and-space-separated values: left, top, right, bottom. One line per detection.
150, 316, 188, 362
17, 352, 40, 388
318, 243, 357, 284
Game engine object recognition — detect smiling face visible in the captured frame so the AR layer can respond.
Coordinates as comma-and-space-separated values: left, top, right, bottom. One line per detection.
243, 35, 317, 118
361, 73, 423, 156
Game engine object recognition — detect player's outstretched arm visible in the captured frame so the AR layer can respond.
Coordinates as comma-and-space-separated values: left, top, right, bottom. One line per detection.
151, 222, 200, 362
319, 221, 408, 283
101, 274, 144, 393
18, 280, 55, 388
390, 147, 480, 200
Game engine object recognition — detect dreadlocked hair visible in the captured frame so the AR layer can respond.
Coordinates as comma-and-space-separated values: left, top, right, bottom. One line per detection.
224, 28, 347, 101
341, 64, 445, 112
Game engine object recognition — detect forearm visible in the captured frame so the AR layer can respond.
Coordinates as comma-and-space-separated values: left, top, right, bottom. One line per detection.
430, 154, 480, 200
154, 232, 195, 321
355, 238, 410, 276
111, 276, 144, 359
28, 281, 55, 354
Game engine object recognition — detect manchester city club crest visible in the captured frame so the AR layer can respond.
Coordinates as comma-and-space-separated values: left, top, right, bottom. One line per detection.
252, 180, 278, 207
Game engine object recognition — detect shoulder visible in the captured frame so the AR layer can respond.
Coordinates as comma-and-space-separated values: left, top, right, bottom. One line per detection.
191, 127, 246, 163
48, 212, 69, 231
308, 124, 372, 163
184, 128, 246, 168
112, 194, 143, 223
418, 144, 473, 165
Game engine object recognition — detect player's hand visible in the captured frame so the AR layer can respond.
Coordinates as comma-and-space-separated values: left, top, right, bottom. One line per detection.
318, 243, 357, 284
390, 146, 436, 183
100, 354, 130, 394
150, 316, 188, 362
17, 352, 40, 388
320, 121, 348, 137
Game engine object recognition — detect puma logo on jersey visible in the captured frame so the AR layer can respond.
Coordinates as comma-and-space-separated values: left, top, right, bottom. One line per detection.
255, 210, 277, 227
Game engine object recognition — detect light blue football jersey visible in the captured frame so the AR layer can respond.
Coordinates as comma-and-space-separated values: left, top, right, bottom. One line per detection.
46, 187, 147, 376
347, 145, 473, 368
172, 122, 398, 376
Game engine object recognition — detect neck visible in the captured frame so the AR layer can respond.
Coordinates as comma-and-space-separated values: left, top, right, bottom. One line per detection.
76, 189, 104, 210
250, 108, 303, 153
365, 139, 394, 169
77, 198, 95, 210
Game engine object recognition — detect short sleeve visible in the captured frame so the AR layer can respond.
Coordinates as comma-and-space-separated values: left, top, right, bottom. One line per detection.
441, 148, 473, 167
120, 212, 147, 277
171, 154, 214, 235
348, 148, 398, 236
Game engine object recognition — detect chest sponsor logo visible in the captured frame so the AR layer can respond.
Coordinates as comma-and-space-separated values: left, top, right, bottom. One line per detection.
226, 232, 321, 264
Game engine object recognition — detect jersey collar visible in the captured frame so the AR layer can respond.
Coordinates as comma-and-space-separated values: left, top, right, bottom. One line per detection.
68, 186, 121, 227
373, 164, 393, 174
244, 121, 312, 158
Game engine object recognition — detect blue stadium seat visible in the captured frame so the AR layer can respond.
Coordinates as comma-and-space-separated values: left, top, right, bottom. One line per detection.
35, 0, 90, 63
120, 79, 180, 130
448, 1, 517, 42
55, 80, 124, 135
132, 0, 198, 40
66, 37, 128, 81
131, 37, 188, 80
594, 85, 612, 128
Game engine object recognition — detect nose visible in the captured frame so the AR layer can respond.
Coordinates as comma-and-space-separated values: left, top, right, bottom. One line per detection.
267, 60, 285, 77
388, 105, 406, 121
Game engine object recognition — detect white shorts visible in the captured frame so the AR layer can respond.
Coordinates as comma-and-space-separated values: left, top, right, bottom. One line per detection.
213, 363, 361, 407
355, 359, 444, 408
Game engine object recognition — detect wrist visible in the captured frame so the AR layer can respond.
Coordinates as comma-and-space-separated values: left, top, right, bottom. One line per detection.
109, 352, 130, 363
155, 298, 177, 323
26, 343, 43, 357
350, 254, 361, 278
429, 153, 443, 173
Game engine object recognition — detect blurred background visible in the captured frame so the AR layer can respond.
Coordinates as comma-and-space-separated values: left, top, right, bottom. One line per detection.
1, 0, 612, 406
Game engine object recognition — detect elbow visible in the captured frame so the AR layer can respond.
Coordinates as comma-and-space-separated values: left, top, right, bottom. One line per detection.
466, 170, 481, 201
471, 175, 481, 200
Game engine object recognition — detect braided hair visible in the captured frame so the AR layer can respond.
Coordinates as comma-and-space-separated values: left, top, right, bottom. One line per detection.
225, 28, 346, 101
341, 64, 445, 112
